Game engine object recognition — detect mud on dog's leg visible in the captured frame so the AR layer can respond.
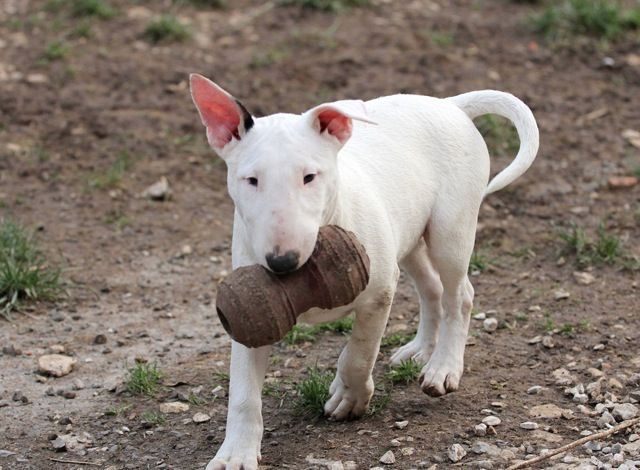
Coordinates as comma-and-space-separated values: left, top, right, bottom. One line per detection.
324, 271, 399, 421
207, 342, 271, 470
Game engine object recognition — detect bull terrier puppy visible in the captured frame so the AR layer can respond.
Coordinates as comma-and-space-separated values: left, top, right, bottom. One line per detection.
190, 73, 539, 470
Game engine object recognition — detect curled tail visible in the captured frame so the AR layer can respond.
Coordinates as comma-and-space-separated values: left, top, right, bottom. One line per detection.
448, 90, 539, 196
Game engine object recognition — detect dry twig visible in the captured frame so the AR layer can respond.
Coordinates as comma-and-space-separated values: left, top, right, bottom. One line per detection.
506, 417, 640, 470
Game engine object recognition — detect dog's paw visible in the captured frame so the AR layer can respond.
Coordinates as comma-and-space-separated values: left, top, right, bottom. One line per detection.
206, 442, 260, 470
324, 374, 373, 421
419, 351, 463, 397
389, 336, 434, 366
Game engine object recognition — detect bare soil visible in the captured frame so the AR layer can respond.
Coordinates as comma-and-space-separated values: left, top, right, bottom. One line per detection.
1, 1, 639, 469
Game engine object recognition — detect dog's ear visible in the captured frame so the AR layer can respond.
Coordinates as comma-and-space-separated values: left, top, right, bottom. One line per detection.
190, 74, 254, 152
307, 100, 377, 146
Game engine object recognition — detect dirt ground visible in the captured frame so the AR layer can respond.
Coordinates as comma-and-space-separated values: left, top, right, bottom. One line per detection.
1, 0, 640, 469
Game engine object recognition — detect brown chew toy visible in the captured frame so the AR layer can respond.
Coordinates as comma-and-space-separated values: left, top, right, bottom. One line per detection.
215, 225, 370, 348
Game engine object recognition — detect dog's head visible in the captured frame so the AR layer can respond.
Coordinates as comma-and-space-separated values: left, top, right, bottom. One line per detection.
190, 74, 374, 273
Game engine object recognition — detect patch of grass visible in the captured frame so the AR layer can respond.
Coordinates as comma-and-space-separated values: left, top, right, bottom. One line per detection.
43, 40, 70, 61
70, 0, 115, 18
279, 0, 370, 12
0, 218, 64, 318
89, 152, 132, 190
282, 316, 354, 345
385, 359, 421, 385
367, 384, 392, 415
283, 324, 319, 345
474, 114, 520, 157
249, 48, 290, 70
125, 362, 163, 396
144, 16, 190, 43
469, 250, 490, 273
141, 410, 166, 426
380, 332, 414, 348
104, 210, 131, 230
294, 367, 333, 417
558, 222, 627, 267
187, 392, 207, 406
430, 31, 454, 47
105, 403, 133, 416
70, 22, 93, 38
532, 0, 640, 41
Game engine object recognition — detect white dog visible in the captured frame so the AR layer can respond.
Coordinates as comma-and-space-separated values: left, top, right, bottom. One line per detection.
190, 73, 539, 470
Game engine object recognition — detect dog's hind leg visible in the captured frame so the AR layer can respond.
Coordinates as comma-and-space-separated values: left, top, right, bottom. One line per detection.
418, 204, 478, 397
390, 239, 443, 366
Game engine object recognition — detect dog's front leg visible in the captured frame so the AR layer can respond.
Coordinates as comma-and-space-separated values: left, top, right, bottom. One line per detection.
324, 275, 398, 421
207, 341, 270, 470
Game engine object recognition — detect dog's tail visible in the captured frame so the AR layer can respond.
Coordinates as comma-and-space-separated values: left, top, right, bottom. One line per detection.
448, 90, 539, 196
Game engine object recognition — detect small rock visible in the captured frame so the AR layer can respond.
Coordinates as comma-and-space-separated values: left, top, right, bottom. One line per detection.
608, 378, 623, 390
72, 378, 85, 390
474, 423, 487, 436
389, 439, 401, 447
573, 271, 595, 285
38, 354, 76, 377
50, 344, 66, 354
529, 403, 566, 419
473, 312, 486, 320
400, 447, 414, 456
552, 368, 575, 386
527, 385, 544, 395
448, 443, 467, 463
394, 420, 408, 430
573, 393, 589, 404
379, 450, 395, 464
62, 390, 76, 399
159, 402, 190, 414
593, 343, 605, 351
520, 422, 539, 430
527, 335, 542, 344
192, 412, 211, 423
482, 416, 501, 426
608, 176, 638, 189
622, 129, 640, 148
93, 334, 107, 345
542, 336, 555, 348
51, 436, 67, 451
483, 318, 498, 332
142, 177, 171, 201
588, 367, 604, 378
26, 73, 48, 84
554, 289, 570, 300
12, 391, 28, 404
612, 403, 638, 422
598, 411, 616, 427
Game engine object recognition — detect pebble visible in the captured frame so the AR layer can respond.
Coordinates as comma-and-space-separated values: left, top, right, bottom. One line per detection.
542, 336, 555, 348
38, 354, 76, 377
552, 368, 575, 386
389, 439, 401, 447
394, 420, 408, 429
483, 318, 498, 332
482, 416, 501, 426
26, 73, 48, 84
400, 447, 414, 456
473, 312, 486, 320
573, 271, 595, 285
529, 403, 566, 419
159, 402, 190, 414
448, 443, 467, 463
608, 176, 638, 189
379, 450, 395, 464
520, 422, 539, 430
474, 423, 487, 436
72, 378, 85, 390
554, 289, 570, 300
593, 343, 605, 351
587, 367, 604, 378
612, 403, 638, 421
142, 177, 171, 201
93, 334, 107, 345
192, 412, 211, 423
527, 385, 544, 395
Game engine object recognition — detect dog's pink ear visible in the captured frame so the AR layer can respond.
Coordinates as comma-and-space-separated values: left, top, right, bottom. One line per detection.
308, 100, 376, 146
190, 74, 253, 150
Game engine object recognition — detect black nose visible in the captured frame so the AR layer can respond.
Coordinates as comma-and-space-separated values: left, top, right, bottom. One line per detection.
266, 250, 300, 273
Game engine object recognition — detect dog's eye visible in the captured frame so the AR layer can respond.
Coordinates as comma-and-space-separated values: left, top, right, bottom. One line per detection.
247, 177, 258, 187
303, 174, 316, 185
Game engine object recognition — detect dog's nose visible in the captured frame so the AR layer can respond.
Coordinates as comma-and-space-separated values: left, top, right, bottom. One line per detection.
266, 250, 300, 273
